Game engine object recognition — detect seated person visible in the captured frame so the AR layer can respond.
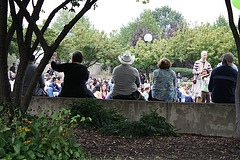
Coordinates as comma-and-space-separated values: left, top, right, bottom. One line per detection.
152, 58, 177, 102
111, 51, 144, 100
176, 72, 183, 83
208, 53, 238, 103
51, 51, 94, 98
48, 77, 61, 97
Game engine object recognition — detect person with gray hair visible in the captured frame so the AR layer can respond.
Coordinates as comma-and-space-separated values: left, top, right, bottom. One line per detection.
217, 54, 238, 71
208, 53, 238, 103
192, 51, 212, 103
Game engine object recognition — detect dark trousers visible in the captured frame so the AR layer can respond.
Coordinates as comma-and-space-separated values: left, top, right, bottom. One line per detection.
201, 91, 210, 103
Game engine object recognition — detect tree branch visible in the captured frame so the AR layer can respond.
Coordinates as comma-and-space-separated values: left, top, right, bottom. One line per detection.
14, 0, 51, 53
31, 0, 72, 53
51, 0, 98, 51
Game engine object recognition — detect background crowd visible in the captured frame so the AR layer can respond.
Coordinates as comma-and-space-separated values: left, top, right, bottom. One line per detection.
8, 50, 238, 104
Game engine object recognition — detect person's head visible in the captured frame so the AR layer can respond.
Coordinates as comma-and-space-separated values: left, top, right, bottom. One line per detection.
29, 55, 35, 62
157, 58, 171, 69
202, 68, 209, 75
222, 53, 234, 67
118, 51, 135, 65
52, 77, 57, 84
182, 84, 187, 89
101, 83, 107, 92
13, 63, 16, 66
71, 51, 83, 63
201, 51, 207, 61
178, 72, 181, 76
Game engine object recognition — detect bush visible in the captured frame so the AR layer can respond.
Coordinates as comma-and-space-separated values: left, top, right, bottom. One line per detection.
0, 105, 85, 160
70, 99, 180, 138
172, 67, 193, 79
70, 98, 125, 129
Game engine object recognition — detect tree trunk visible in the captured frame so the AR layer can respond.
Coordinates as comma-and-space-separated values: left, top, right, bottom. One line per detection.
225, 0, 240, 138
19, 0, 97, 109
0, 0, 11, 104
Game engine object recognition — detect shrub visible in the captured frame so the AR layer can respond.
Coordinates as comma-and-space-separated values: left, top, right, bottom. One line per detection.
0, 105, 85, 160
70, 98, 126, 130
70, 99, 180, 138
172, 67, 193, 79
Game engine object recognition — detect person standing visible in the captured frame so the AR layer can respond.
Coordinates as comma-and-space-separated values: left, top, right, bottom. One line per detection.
201, 69, 210, 103
22, 55, 48, 96
192, 51, 212, 103
152, 58, 177, 102
208, 53, 237, 103
10, 63, 16, 74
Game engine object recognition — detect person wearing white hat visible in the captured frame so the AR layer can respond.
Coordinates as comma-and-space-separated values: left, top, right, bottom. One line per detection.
208, 53, 238, 103
111, 51, 143, 100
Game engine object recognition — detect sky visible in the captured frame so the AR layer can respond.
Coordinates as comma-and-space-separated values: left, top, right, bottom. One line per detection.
40, 0, 240, 34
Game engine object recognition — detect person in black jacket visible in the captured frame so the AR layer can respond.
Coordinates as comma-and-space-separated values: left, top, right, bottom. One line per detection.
208, 53, 238, 103
51, 51, 95, 98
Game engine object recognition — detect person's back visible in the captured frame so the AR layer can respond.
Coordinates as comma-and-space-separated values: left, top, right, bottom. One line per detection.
209, 65, 237, 103
51, 51, 94, 98
110, 51, 141, 100
208, 53, 237, 103
111, 64, 140, 97
22, 56, 46, 96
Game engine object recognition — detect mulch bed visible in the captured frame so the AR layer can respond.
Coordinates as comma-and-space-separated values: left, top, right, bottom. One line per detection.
75, 129, 240, 160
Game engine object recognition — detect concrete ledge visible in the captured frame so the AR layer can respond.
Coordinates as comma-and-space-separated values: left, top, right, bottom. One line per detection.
28, 97, 236, 137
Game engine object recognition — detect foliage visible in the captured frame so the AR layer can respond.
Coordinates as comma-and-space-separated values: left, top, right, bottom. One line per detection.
0, 106, 85, 160
70, 99, 180, 138
171, 67, 193, 79
51, 10, 76, 33
119, 9, 161, 47
158, 23, 237, 67
130, 9, 161, 47
152, 6, 185, 39
54, 15, 123, 66
70, 99, 124, 129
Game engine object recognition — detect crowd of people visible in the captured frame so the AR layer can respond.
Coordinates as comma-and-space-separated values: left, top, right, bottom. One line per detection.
9, 50, 238, 104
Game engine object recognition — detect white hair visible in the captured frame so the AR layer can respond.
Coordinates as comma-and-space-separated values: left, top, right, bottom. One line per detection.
201, 51, 207, 56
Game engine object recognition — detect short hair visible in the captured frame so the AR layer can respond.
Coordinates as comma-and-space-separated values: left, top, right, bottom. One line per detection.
201, 51, 207, 56
72, 51, 83, 63
29, 55, 35, 61
52, 77, 57, 82
157, 58, 171, 69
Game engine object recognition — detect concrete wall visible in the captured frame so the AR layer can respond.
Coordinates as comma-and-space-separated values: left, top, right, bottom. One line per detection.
28, 97, 236, 137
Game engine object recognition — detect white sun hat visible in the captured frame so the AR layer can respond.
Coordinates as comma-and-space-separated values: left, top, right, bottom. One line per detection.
118, 51, 135, 65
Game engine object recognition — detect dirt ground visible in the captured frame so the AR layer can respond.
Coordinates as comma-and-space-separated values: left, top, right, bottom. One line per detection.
75, 129, 240, 160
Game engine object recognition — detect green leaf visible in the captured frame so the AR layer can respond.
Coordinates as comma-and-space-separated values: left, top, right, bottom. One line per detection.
58, 126, 63, 133
73, 152, 80, 158
14, 143, 21, 154
36, 152, 44, 158
49, 126, 57, 135
51, 142, 56, 149
0, 148, 6, 158
21, 146, 29, 151
16, 155, 25, 159
27, 151, 36, 159
47, 149, 54, 156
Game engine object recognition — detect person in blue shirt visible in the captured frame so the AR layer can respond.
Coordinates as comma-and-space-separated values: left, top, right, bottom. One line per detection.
48, 77, 61, 96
